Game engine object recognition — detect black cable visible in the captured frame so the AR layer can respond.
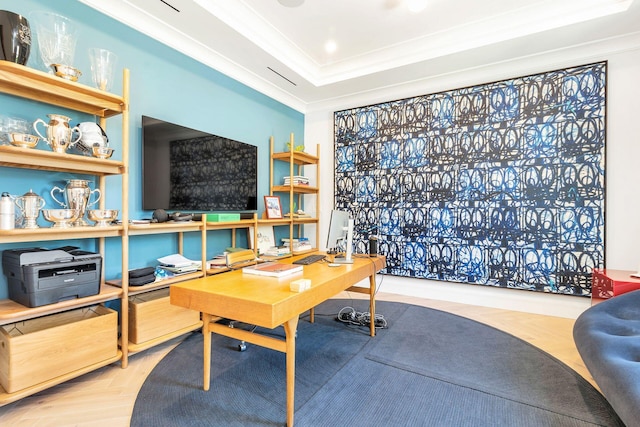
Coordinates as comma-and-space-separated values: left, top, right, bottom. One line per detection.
336, 306, 387, 329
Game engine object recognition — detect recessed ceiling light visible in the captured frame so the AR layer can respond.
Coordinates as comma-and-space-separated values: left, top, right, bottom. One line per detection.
277, 0, 304, 7
324, 39, 337, 54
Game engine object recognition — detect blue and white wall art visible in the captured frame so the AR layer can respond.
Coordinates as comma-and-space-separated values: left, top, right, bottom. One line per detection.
334, 62, 606, 296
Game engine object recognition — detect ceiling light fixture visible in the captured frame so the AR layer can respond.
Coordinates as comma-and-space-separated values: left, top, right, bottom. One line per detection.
324, 39, 337, 54
277, 0, 305, 7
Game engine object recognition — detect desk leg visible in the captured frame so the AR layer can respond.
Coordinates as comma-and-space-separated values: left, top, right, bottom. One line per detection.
202, 312, 212, 391
369, 273, 376, 337
284, 316, 299, 427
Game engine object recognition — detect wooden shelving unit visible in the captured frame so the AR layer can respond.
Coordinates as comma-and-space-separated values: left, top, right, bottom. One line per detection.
0, 64, 319, 406
264, 134, 320, 254
0, 62, 129, 405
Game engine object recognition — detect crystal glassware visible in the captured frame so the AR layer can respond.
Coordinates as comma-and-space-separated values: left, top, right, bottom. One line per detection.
30, 11, 78, 73
89, 48, 117, 91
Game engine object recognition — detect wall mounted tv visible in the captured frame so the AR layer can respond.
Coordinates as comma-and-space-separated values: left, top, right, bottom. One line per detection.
141, 116, 258, 212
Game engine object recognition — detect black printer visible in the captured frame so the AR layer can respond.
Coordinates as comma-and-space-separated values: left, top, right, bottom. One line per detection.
2, 246, 102, 308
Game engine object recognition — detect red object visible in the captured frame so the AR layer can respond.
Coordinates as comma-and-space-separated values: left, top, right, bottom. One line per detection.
592, 269, 640, 300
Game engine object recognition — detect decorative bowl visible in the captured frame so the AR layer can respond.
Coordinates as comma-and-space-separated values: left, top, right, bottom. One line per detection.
42, 209, 80, 228
9, 133, 40, 148
92, 146, 114, 159
87, 209, 118, 226
51, 63, 82, 82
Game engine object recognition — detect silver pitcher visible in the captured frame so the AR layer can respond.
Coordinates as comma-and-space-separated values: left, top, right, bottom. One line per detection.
15, 189, 45, 229
51, 179, 101, 226
33, 114, 82, 153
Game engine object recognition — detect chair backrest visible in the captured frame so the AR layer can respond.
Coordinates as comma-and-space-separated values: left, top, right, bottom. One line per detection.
225, 249, 257, 269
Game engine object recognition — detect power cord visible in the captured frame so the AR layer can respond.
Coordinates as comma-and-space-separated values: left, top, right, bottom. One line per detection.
336, 306, 387, 329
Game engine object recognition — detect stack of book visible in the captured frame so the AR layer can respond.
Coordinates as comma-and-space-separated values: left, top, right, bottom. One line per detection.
263, 246, 291, 257
283, 175, 309, 186
282, 237, 312, 252
242, 262, 303, 278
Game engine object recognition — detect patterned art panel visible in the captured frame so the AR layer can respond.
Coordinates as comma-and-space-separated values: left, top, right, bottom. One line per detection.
334, 62, 606, 295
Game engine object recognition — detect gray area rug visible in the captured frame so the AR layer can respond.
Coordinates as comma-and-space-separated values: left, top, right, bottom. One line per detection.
131, 299, 623, 426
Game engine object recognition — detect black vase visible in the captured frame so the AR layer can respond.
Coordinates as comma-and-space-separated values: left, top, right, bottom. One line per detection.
0, 10, 31, 65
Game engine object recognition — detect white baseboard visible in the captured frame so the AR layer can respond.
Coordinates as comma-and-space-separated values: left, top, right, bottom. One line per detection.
352, 275, 592, 319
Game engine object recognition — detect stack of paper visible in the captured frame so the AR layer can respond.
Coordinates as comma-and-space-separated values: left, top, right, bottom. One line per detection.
157, 254, 201, 274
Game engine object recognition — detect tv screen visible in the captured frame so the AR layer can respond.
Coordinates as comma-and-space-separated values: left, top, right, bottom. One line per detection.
142, 116, 258, 212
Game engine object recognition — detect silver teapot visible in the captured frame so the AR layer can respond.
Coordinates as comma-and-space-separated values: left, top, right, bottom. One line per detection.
33, 114, 82, 153
15, 189, 45, 229
51, 179, 101, 226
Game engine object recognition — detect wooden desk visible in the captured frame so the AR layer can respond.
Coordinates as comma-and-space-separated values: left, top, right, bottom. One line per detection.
170, 255, 386, 427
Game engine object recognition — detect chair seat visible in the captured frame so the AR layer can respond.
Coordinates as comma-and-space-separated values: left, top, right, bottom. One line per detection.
573, 289, 640, 426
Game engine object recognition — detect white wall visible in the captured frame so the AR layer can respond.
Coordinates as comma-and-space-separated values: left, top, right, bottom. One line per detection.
306, 32, 640, 319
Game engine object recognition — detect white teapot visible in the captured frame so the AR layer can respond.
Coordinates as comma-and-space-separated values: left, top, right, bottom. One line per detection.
74, 122, 108, 156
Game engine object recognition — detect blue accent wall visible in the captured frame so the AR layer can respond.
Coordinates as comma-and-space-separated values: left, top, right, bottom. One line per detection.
0, 0, 304, 296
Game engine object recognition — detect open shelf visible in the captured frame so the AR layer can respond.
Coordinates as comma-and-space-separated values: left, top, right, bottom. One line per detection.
128, 221, 204, 235
0, 224, 124, 244
272, 184, 319, 194
0, 350, 122, 406
106, 271, 205, 296
271, 150, 318, 165
206, 219, 257, 230
0, 284, 123, 325
258, 218, 293, 226
0, 61, 124, 118
0, 145, 125, 175
124, 322, 203, 354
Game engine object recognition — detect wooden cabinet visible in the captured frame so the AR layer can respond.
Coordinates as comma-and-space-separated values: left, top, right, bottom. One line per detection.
264, 134, 319, 254
0, 61, 129, 404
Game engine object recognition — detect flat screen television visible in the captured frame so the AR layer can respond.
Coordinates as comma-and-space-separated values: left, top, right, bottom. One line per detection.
142, 116, 258, 212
